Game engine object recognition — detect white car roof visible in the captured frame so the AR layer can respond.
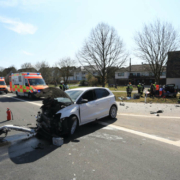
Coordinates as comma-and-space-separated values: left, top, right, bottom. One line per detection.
66, 87, 110, 92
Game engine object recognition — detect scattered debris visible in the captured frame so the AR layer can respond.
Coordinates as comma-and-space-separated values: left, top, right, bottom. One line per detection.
52, 137, 63, 146
156, 110, 164, 113
120, 103, 125, 106
27, 123, 32, 126
150, 110, 164, 114
69, 153, 71, 155
156, 114, 159, 116
175, 105, 180, 107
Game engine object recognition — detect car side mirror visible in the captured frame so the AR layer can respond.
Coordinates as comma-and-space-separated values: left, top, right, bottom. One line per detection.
81, 99, 88, 104
25, 83, 29, 86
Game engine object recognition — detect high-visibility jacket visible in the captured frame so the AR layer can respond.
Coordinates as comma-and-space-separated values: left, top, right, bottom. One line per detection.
129, 85, 133, 92
156, 85, 159, 90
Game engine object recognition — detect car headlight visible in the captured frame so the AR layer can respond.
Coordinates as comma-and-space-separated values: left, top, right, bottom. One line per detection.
33, 89, 37, 92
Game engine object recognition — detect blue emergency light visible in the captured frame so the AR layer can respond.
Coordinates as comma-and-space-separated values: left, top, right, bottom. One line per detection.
27, 73, 29, 75
37, 73, 40, 75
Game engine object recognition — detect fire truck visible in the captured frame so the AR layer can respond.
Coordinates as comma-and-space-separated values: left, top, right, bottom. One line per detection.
0, 77, 8, 93
9, 72, 48, 99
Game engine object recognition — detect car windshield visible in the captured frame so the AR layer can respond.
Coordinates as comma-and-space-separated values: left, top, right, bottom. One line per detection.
54, 97, 72, 104
0, 81, 5, 85
28, 79, 46, 86
66, 90, 83, 102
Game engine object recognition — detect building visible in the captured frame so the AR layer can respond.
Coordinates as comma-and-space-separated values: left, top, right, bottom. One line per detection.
73, 66, 98, 81
166, 51, 180, 87
115, 63, 166, 85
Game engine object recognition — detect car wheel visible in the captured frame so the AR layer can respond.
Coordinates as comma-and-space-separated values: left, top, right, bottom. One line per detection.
68, 116, 78, 136
109, 105, 117, 119
28, 93, 33, 99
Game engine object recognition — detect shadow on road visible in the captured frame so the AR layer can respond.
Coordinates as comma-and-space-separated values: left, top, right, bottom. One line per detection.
7, 117, 117, 164
0, 95, 43, 103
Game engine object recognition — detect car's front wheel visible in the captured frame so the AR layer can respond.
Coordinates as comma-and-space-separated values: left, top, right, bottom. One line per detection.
68, 116, 78, 136
109, 105, 117, 119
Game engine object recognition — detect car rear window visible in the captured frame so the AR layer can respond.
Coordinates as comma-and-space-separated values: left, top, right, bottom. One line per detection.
95, 89, 110, 99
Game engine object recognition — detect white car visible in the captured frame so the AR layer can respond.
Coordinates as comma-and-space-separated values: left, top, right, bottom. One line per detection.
36, 87, 117, 137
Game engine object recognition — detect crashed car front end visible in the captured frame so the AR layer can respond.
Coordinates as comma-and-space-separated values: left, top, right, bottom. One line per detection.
35, 87, 75, 138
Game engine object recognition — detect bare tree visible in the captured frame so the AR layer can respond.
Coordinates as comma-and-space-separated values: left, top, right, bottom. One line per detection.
56, 57, 75, 84
134, 19, 180, 83
35, 61, 52, 84
0, 67, 4, 77
76, 23, 128, 87
21, 62, 33, 69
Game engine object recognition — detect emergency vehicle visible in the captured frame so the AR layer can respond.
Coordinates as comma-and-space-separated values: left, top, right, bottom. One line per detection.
9, 72, 48, 99
0, 77, 8, 93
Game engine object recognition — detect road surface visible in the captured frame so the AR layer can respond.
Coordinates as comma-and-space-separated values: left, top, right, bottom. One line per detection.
0, 93, 180, 180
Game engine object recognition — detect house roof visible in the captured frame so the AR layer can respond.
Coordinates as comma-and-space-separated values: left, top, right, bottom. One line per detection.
116, 64, 166, 73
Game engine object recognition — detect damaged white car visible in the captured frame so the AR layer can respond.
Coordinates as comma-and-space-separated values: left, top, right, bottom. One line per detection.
36, 87, 117, 138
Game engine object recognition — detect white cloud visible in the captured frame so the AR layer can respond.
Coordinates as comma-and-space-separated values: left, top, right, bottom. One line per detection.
0, 16, 37, 34
23, 51, 33, 56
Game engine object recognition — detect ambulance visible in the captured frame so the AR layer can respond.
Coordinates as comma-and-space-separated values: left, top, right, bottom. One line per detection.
0, 77, 8, 94
9, 72, 48, 99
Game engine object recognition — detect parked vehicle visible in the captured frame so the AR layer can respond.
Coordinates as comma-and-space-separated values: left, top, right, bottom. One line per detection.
0, 77, 8, 93
36, 87, 117, 138
9, 72, 48, 99
165, 84, 178, 97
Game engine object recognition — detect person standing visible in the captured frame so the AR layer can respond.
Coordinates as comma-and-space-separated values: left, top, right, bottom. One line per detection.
150, 83, 154, 98
126, 84, 130, 97
59, 82, 63, 90
137, 83, 140, 94
129, 82, 133, 97
159, 85, 163, 97
156, 84, 159, 96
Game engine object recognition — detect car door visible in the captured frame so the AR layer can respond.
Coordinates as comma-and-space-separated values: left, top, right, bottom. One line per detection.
79, 90, 98, 124
94, 89, 111, 119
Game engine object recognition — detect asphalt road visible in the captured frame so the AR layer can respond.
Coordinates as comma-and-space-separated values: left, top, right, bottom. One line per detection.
0, 93, 180, 180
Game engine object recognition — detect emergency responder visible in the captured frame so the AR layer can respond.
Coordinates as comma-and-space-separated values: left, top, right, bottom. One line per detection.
126, 84, 130, 97
137, 83, 141, 94
153, 82, 156, 96
129, 82, 133, 97
150, 83, 155, 98
59, 82, 63, 90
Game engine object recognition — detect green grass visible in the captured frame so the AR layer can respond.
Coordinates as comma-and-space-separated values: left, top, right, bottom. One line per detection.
113, 92, 179, 104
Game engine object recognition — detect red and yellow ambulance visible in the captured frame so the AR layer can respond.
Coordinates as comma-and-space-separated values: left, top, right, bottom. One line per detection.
0, 77, 8, 94
9, 72, 48, 99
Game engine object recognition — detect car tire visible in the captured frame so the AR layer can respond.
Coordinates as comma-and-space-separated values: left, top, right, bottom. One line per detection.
109, 105, 117, 119
28, 93, 33, 99
68, 116, 78, 136
16, 92, 19, 97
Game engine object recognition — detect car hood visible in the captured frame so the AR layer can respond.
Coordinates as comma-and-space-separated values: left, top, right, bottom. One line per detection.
35, 87, 73, 104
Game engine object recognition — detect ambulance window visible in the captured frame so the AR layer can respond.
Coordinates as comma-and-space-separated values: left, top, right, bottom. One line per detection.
18, 76, 22, 82
25, 79, 29, 86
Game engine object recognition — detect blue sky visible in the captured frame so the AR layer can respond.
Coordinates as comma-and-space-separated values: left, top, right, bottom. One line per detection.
0, 0, 180, 69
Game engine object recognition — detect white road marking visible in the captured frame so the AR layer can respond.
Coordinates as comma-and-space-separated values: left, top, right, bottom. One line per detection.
98, 121, 180, 147
117, 113, 180, 119
2, 95, 42, 106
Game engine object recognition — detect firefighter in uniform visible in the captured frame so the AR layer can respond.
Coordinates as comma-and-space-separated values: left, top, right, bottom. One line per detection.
129, 82, 133, 97
126, 84, 130, 97
137, 83, 141, 94
59, 83, 63, 90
